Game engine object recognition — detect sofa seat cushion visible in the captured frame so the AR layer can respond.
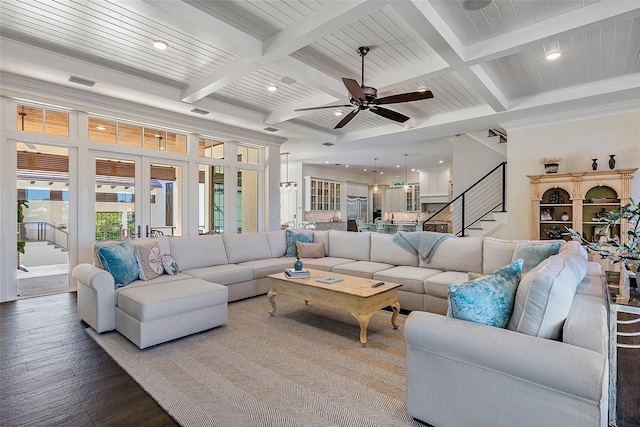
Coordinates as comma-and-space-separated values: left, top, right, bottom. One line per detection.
122, 273, 194, 290
182, 264, 254, 285
373, 266, 442, 295
508, 255, 581, 340
117, 278, 228, 323
239, 257, 297, 279
425, 271, 472, 299
563, 294, 607, 355
302, 257, 354, 272
331, 261, 394, 279
420, 237, 483, 274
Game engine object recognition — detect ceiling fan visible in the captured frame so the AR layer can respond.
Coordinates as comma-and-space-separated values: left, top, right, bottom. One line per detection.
295, 46, 434, 129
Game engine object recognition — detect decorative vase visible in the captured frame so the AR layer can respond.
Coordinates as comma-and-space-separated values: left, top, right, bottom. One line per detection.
294, 257, 303, 271
591, 158, 597, 170
544, 163, 559, 174
609, 154, 616, 169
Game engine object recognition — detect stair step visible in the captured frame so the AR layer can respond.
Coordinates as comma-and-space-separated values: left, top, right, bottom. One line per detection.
479, 219, 496, 222
467, 227, 483, 230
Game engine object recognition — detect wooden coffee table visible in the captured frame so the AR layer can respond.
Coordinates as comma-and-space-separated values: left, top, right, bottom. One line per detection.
267, 269, 401, 346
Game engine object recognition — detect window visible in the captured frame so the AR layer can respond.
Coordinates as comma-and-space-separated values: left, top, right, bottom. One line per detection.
17, 104, 69, 137
237, 169, 258, 233
88, 116, 187, 154
199, 138, 225, 159
237, 145, 259, 164
199, 165, 225, 234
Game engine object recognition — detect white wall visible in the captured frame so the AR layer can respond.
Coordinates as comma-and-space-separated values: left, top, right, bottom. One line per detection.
499, 110, 640, 240
452, 135, 506, 197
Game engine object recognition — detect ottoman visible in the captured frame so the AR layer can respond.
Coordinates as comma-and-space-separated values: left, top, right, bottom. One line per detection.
115, 278, 228, 349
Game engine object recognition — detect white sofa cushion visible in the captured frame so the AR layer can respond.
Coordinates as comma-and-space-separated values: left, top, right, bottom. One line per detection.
169, 235, 228, 270
332, 261, 394, 279
420, 237, 483, 274
313, 230, 330, 256
425, 271, 472, 299
563, 294, 607, 355
370, 233, 418, 266
508, 255, 581, 340
576, 274, 605, 297
266, 230, 287, 258
239, 257, 297, 279
222, 233, 272, 264
181, 264, 254, 284
302, 257, 353, 272
329, 230, 371, 261
482, 237, 517, 274
374, 266, 442, 295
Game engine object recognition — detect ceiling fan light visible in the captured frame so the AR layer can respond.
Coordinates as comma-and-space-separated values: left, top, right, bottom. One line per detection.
462, 0, 492, 11
417, 87, 428, 92
267, 85, 278, 92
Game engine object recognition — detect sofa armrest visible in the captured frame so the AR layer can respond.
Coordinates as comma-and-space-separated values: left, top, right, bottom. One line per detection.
405, 312, 608, 427
72, 264, 117, 333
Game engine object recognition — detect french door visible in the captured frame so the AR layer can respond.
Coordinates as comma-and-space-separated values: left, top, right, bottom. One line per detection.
92, 151, 186, 241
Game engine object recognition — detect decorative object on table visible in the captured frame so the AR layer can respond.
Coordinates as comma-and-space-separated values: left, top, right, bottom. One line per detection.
294, 255, 303, 271
540, 157, 561, 174
593, 208, 610, 221
544, 226, 563, 240
609, 154, 616, 169
591, 156, 598, 171
548, 190, 564, 204
284, 267, 310, 278
566, 198, 639, 273
316, 276, 343, 284
561, 212, 570, 221
540, 208, 553, 221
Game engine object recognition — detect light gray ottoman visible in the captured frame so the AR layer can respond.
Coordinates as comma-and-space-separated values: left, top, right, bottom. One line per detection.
115, 278, 228, 349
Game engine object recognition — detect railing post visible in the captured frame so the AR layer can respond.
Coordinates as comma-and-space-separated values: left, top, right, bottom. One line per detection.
501, 162, 506, 212
461, 193, 465, 236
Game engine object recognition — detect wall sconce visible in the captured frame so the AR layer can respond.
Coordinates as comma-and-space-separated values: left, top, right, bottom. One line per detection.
609, 154, 616, 169
591, 155, 597, 171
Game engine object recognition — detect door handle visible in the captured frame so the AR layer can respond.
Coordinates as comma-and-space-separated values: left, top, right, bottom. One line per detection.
137, 225, 141, 238
146, 225, 150, 238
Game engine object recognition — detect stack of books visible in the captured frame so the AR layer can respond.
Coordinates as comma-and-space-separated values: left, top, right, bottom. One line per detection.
284, 268, 310, 279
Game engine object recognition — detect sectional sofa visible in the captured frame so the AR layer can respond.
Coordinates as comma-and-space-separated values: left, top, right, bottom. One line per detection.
72, 229, 608, 426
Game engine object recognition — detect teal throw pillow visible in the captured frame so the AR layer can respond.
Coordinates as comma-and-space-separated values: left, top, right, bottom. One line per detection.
448, 259, 523, 328
97, 237, 139, 288
512, 241, 563, 273
285, 229, 313, 257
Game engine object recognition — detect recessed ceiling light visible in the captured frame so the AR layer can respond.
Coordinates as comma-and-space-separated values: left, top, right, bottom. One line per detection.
545, 51, 561, 60
334, 110, 343, 116
439, 160, 444, 163
417, 87, 428, 92
462, 0, 492, 11
363, 168, 367, 171
380, 172, 384, 175
153, 40, 169, 50
396, 165, 400, 168
96, 125, 106, 131
325, 161, 329, 164
267, 85, 278, 92
411, 168, 415, 172
345, 165, 349, 168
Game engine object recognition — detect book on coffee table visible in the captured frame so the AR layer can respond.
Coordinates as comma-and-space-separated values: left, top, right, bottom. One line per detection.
316, 277, 343, 284
284, 268, 310, 278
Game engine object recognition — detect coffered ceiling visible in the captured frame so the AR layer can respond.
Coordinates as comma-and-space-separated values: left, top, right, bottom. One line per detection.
1, 0, 638, 174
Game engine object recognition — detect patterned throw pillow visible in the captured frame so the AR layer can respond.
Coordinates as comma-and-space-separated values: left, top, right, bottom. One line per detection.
512, 241, 563, 273
285, 229, 313, 257
96, 237, 139, 288
160, 254, 179, 275
136, 241, 164, 281
296, 242, 325, 258
448, 259, 523, 328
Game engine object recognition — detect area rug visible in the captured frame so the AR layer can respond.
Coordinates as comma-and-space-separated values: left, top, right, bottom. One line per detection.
87, 295, 424, 427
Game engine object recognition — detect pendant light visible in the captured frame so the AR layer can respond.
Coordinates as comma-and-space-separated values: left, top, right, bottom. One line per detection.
373, 158, 378, 193
280, 152, 297, 193
404, 154, 411, 193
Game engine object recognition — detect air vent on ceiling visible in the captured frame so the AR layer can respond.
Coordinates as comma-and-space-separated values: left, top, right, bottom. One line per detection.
190, 108, 210, 115
334, 163, 341, 166
322, 142, 335, 146
263, 127, 279, 132
68, 75, 96, 87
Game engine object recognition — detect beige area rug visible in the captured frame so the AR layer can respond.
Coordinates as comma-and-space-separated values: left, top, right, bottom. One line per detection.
88, 295, 425, 427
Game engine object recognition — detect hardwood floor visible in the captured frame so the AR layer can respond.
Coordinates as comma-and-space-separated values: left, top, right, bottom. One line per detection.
0, 292, 176, 427
1, 292, 638, 427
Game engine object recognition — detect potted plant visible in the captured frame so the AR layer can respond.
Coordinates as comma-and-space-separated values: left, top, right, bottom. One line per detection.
17, 199, 29, 271
540, 157, 561, 174
566, 199, 639, 274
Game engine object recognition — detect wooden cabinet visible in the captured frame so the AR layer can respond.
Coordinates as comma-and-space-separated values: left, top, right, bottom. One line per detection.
304, 177, 341, 211
345, 182, 368, 197
528, 169, 637, 243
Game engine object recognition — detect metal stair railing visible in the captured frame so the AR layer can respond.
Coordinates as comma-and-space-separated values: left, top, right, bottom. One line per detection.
422, 162, 507, 236
20, 221, 69, 251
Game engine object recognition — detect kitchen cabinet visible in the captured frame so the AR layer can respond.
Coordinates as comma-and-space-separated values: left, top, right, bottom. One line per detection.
528, 169, 637, 243
385, 188, 406, 212
345, 182, 369, 197
419, 168, 450, 203
304, 177, 341, 211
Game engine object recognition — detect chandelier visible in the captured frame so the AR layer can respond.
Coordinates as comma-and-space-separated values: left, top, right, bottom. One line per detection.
280, 152, 297, 193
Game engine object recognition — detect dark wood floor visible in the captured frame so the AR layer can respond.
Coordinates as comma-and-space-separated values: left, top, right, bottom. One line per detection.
1, 292, 638, 427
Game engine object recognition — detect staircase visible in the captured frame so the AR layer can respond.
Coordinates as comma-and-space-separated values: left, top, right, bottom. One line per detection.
422, 161, 507, 237
21, 241, 69, 267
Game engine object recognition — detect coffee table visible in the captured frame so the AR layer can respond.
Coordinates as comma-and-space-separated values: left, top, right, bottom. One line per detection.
267, 269, 401, 346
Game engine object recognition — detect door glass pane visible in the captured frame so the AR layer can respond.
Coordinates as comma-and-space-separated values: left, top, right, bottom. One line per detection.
237, 169, 258, 233
199, 165, 225, 234
17, 143, 70, 296
149, 163, 182, 237
95, 158, 135, 240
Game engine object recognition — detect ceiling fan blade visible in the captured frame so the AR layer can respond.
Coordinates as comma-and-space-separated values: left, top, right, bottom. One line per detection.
334, 109, 359, 129
342, 78, 366, 102
370, 106, 410, 123
372, 90, 434, 105
295, 104, 352, 112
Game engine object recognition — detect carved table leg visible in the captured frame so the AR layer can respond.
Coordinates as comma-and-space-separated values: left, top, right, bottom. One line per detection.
390, 302, 401, 329
268, 291, 277, 316
351, 312, 375, 346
